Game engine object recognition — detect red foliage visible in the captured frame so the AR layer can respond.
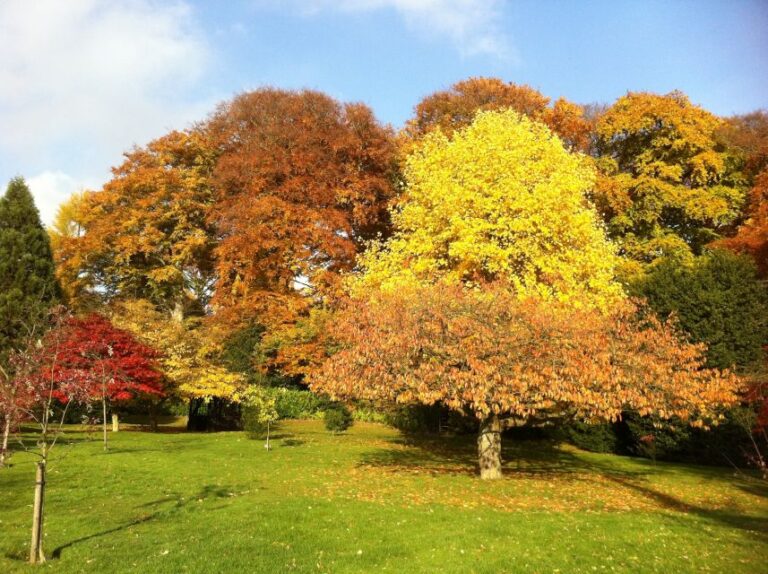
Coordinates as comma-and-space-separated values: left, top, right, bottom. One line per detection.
50, 314, 164, 403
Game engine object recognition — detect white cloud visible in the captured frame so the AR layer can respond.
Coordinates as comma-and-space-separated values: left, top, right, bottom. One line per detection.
26, 171, 96, 226
0, 0, 214, 220
281, 0, 514, 60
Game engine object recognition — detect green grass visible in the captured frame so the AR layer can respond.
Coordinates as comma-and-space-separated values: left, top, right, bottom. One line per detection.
1, 420, 766, 573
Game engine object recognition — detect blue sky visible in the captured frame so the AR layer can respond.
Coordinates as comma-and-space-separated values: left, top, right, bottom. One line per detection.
1, 0, 766, 224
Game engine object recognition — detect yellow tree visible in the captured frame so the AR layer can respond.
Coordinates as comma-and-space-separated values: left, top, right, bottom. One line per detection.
49, 191, 96, 309
110, 299, 245, 429
356, 109, 623, 309
594, 91, 746, 276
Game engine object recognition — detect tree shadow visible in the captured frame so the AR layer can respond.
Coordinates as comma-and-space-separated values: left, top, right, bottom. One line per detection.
50, 484, 237, 560
358, 431, 768, 539
596, 470, 768, 541
281, 439, 305, 447
358, 433, 638, 478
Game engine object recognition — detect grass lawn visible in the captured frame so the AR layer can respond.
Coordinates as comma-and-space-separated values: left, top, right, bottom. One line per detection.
0, 420, 766, 573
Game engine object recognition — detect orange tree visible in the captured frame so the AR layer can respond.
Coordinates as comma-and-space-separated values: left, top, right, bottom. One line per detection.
311, 283, 740, 479
404, 77, 592, 152
50, 129, 217, 318
715, 111, 768, 276
205, 88, 398, 323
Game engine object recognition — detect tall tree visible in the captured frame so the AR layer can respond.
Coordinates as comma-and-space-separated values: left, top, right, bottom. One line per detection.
311, 283, 739, 479
49, 130, 217, 318
593, 91, 746, 275
0, 177, 59, 361
356, 109, 622, 309
404, 77, 592, 151
205, 88, 399, 326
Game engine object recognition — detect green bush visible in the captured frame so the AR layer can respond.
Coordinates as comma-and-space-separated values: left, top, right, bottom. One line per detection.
241, 404, 269, 439
324, 404, 353, 433
351, 406, 389, 423
269, 388, 326, 419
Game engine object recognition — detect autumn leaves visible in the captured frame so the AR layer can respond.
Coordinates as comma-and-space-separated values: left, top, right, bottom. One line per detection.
46, 79, 763, 477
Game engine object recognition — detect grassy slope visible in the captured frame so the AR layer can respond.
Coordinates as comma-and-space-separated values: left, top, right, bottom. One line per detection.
0, 420, 766, 573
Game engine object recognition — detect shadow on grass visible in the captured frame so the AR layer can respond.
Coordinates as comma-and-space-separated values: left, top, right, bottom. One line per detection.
281, 439, 305, 447
50, 485, 236, 560
359, 433, 639, 478
359, 431, 768, 539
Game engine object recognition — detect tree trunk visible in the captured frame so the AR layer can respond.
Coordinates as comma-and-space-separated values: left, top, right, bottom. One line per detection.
112, 413, 119, 433
0, 415, 11, 468
171, 297, 184, 325
149, 400, 159, 432
478, 414, 503, 480
102, 397, 109, 451
265, 421, 271, 451
29, 461, 46, 564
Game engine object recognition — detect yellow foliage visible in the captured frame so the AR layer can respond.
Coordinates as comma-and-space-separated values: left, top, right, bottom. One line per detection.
595, 91, 746, 265
354, 109, 623, 310
110, 299, 246, 402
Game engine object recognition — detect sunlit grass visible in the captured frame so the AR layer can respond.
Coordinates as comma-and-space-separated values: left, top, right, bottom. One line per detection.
1, 420, 765, 573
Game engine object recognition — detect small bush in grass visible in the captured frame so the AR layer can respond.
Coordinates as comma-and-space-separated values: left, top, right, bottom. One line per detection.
324, 404, 353, 433
270, 388, 325, 419
241, 387, 279, 447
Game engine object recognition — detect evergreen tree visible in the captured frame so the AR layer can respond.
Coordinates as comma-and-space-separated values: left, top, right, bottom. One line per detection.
628, 249, 768, 370
0, 177, 59, 361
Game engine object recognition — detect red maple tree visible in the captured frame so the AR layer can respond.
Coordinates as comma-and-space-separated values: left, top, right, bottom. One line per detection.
51, 314, 164, 448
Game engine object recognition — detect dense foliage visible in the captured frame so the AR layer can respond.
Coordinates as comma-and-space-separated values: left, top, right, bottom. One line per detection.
355, 110, 622, 309
18, 79, 765, 478
628, 249, 768, 370
0, 178, 59, 361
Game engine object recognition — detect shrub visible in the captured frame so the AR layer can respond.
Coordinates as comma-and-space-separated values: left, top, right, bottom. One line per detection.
324, 404, 353, 433
241, 387, 278, 440
242, 405, 268, 439
270, 388, 325, 419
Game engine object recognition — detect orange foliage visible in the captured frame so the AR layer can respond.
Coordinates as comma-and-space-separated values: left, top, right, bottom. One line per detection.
717, 170, 768, 276
404, 77, 591, 151
311, 283, 740, 424
52, 129, 217, 313
205, 88, 398, 324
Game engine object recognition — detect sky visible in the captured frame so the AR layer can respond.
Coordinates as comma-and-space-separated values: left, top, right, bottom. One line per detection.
1, 0, 766, 225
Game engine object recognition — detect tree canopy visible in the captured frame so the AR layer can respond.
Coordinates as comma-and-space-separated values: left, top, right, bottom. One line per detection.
311, 282, 739, 478
206, 88, 399, 325
356, 109, 622, 310
593, 91, 746, 274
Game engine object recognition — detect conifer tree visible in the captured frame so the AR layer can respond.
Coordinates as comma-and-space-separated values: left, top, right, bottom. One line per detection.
0, 177, 59, 360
